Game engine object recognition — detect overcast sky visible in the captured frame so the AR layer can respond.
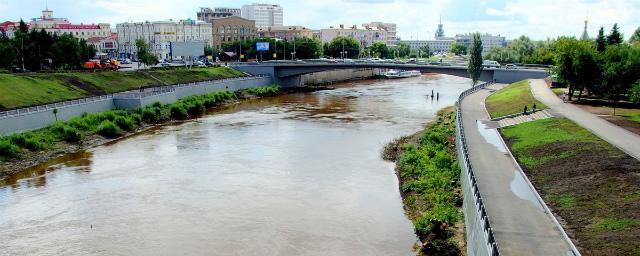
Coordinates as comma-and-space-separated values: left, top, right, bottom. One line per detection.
1, 0, 638, 40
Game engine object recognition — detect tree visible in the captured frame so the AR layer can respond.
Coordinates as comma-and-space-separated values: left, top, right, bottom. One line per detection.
367, 41, 389, 59
553, 37, 601, 101
52, 33, 81, 70
290, 37, 322, 59
326, 36, 360, 59
607, 23, 624, 45
450, 42, 467, 55
630, 79, 640, 105
394, 42, 411, 58
596, 27, 607, 52
0, 32, 15, 70
419, 45, 431, 58
136, 38, 158, 67
508, 35, 535, 62
629, 27, 640, 44
484, 47, 518, 64
467, 33, 483, 86
600, 45, 640, 113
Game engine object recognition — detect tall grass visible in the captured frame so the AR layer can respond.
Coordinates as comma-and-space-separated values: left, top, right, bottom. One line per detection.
238, 85, 282, 97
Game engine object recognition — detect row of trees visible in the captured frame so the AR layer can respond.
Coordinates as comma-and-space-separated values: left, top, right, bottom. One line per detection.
221, 37, 323, 61
0, 20, 96, 71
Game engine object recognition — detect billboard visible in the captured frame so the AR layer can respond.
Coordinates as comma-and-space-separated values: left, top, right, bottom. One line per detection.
256, 42, 270, 52
170, 41, 205, 57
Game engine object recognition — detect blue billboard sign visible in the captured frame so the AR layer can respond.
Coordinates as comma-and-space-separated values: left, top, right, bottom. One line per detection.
256, 42, 270, 52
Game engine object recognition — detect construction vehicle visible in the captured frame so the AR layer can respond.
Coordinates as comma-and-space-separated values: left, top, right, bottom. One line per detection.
84, 54, 121, 71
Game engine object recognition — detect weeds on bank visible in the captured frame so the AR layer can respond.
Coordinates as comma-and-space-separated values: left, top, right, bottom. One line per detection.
0, 88, 260, 160
393, 108, 462, 255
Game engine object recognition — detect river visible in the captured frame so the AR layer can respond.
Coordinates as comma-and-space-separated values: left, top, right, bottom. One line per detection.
0, 74, 471, 256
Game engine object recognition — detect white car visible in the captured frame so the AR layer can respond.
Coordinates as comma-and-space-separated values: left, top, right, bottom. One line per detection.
505, 64, 518, 69
482, 60, 501, 68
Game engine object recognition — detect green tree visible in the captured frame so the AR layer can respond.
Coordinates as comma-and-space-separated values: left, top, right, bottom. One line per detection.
290, 37, 322, 59
508, 35, 535, 62
136, 38, 158, 67
52, 33, 81, 70
467, 33, 483, 86
553, 37, 601, 101
79, 39, 96, 62
596, 27, 607, 52
607, 23, 624, 45
600, 44, 640, 112
367, 41, 389, 59
326, 36, 360, 58
419, 45, 431, 58
0, 32, 15, 70
629, 27, 640, 44
630, 79, 640, 105
450, 42, 467, 55
484, 47, 518, 64
394, 42, 411, 58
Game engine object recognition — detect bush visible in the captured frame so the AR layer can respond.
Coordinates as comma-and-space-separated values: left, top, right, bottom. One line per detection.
113, 115, 135, 131
8, 133, 45, 151
96, 120, 123, 138
170, 104, 189, 120
0, 140, 20, 159
61, 126, 83, 142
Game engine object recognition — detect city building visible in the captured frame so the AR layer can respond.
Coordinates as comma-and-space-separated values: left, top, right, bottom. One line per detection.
210, 16, 256, 50
116, 19, 213, 60
1, 9, 110, 40
402, 39, 454, 54
318, 25, 389, 48
197, 7, 241, 22
580, 18, 589, 40
241, 3, 283, 27
256, 26, 314, 40
362, 22, 397, 46
87, 33, 118, 57
454, 33, 506, 54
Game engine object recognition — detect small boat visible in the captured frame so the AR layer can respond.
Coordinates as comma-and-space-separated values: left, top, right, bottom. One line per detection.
383, 70, 421, 79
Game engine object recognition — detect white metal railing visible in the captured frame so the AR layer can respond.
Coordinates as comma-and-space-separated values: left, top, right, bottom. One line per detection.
0, 74, 272, 118
455, 81, 500, 256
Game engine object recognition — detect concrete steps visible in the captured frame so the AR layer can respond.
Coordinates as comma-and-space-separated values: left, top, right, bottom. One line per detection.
497, 109, 555, 128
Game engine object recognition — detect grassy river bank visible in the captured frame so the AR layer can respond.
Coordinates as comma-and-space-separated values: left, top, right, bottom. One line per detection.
0, 85, 285, 180
384, 107, 464, 256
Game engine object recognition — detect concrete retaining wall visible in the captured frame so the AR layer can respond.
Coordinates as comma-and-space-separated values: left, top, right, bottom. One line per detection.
0, 76, 272, 135
302, 68, 381, 85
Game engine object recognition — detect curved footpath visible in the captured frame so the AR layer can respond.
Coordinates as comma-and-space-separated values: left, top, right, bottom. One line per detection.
460, 84, 576, 255
529, 79, 640, 160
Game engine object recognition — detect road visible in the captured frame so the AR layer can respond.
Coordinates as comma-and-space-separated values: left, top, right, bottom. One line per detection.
460, 84, 576, 255
529, 79, 640, 160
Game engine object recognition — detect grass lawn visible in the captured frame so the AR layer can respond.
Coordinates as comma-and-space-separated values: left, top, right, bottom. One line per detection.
0, 74, 89, 109
485, 80, 547, 119
501, 118, 640, 255
0, 67, 245, 110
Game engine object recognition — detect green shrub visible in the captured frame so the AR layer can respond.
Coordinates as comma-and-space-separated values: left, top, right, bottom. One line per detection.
8, 133, 45, 151
0, 139, 20, 158
96, 120, 123, 138
170, 104, 189, 119
113, 115, 135, 131
61, 126, 83, 142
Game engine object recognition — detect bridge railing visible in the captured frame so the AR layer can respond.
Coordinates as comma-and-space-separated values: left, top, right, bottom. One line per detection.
455, 81, 500, 256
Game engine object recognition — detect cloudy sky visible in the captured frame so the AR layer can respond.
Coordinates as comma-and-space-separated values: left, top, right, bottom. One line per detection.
1, 0, 638, 40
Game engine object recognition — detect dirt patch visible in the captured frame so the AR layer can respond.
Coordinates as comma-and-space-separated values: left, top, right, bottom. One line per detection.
503, 139, 640, 256
55, 75, 106, 95
572, 102, 640, 136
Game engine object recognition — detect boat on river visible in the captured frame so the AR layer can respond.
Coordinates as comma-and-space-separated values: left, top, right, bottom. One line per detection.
383, 70, 421, 79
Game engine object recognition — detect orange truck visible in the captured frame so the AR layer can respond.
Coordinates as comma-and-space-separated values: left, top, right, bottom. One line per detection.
83, 59, 120, 71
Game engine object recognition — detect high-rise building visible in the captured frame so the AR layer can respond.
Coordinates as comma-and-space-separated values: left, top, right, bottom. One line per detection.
362, 22, 397, 46
435, 16, 445, 39
197, 7, 241, 22
241, 3, 283, 27
580, 18, 589, 40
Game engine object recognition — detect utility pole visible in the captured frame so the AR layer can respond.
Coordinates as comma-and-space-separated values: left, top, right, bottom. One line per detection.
341, 39, 345, 60
292, 37, 296, 60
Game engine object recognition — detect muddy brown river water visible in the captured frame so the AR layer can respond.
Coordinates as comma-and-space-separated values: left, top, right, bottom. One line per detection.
0, 74, 471, 256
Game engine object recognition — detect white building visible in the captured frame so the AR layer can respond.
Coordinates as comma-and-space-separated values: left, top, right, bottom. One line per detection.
0, 9, 110, 40
454, 34, 506, 54
402, 39, 454, 54
362, 22, 397, 46
197, 7, 241, 22
318, 25, 389, 48
116, 19, 213, 60
241, 3, 283, 27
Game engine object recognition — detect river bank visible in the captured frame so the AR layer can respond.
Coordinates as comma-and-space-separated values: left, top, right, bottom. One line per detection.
0, 85, 330, 180
383, 106, 465, 256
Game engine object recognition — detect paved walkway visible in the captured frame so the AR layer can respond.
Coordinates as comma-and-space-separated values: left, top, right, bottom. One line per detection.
460, 84, 576, 256
495, 109, 556, 128
529, 79, 640, 160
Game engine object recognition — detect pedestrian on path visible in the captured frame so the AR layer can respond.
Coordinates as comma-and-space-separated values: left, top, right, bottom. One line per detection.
532, 103, 537, 113
437, 92, 440, 101
523, 105, 528, 115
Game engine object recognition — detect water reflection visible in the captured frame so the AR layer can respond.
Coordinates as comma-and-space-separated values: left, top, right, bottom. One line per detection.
0, 74, 471, 256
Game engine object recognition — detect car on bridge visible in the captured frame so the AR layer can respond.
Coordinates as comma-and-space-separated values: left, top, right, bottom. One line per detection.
482, 60, 501, 68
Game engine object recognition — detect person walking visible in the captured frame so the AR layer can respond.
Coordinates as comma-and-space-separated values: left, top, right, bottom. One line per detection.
523, 105, 528, 115
532, 103, 537, 113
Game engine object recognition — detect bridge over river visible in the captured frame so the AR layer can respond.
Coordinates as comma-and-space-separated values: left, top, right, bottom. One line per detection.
234, 62, 549, 87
